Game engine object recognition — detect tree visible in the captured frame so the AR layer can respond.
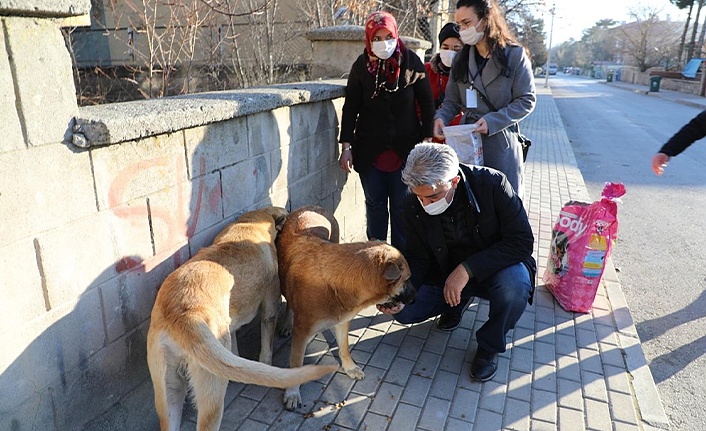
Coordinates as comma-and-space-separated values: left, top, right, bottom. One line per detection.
672, 0, 695, 67
574, 19, 619, 67
687, 0, 705, 59
553, 39, 581, 69
617, 5, 682, 71
514, 14, 546, 67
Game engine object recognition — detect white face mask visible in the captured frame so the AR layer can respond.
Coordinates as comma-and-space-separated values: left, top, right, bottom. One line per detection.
459, 19, 484, 46
419, 187, 454, 216
371, 39, 397, 60
439, 49, 457, 68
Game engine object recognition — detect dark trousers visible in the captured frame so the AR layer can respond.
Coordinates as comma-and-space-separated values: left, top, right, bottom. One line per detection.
358, 165, 407, 250
393, 262, 531, 353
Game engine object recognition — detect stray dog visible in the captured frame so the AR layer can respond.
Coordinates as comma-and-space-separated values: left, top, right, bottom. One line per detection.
277, 205, 417, 410
147, 207, 337, 431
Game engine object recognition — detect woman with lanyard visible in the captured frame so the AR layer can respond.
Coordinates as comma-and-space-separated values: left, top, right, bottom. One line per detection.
432, 0, 535, 200
339, 11, 435, 250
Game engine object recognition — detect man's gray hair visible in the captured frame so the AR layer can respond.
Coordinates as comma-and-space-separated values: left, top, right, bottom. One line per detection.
402, 143, 459, 189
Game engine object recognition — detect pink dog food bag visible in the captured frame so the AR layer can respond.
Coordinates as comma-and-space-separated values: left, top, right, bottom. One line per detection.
543, 182, 626, 313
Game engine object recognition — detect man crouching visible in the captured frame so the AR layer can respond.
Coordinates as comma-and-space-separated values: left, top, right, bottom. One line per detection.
377, 142, 536, 382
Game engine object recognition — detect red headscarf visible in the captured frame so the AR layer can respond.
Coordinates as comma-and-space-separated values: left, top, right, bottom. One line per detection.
364, 11, 405, 96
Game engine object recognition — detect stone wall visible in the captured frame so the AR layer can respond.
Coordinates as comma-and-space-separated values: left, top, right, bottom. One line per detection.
0, 4, 365, 430
618, 67, 703, 95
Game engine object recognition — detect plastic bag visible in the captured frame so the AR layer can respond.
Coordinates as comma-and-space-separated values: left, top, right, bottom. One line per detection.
543, 182, 626, 313
443, 124, 483, 165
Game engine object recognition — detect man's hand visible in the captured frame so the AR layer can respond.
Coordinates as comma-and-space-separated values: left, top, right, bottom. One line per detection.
444, 264, 470, 307
652, 152, 669, 176
376, 303, 405, 315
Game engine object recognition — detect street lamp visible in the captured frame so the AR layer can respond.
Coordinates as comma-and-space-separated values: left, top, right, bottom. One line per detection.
544, 3, 555, 88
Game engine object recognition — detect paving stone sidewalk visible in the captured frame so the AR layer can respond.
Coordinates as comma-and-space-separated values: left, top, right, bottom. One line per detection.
179, 86, 670, 431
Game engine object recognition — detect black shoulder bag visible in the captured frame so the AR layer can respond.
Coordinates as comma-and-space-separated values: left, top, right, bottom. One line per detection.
474, 88, 532, 163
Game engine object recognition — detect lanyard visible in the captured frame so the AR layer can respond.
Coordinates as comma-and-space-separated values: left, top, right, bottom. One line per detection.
469, 56, 489, 87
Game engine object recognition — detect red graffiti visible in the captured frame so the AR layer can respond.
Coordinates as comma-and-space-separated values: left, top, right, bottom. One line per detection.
108, 156, 221, 272
115, 256, 142, 273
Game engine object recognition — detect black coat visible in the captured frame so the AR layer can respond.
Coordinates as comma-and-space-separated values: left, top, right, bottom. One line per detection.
339, 47, 435, 174
659, 110, 706, 157
402, 164, 536, 299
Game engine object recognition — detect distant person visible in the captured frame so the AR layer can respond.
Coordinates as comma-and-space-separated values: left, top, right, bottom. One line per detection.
432, 0, 536, 200
338, 11, 435, 250
652, 110, 706, 175
424, 22, 464, 141
378, 143, 536, 382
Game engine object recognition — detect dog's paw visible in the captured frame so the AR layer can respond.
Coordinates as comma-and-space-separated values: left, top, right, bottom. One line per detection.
344, 366, 365, 380
283, 388, 302, 411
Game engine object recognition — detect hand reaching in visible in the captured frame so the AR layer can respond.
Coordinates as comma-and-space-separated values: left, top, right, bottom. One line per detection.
651, 153, 669, 176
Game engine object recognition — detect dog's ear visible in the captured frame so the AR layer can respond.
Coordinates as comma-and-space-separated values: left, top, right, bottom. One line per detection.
382, 262, 401, 281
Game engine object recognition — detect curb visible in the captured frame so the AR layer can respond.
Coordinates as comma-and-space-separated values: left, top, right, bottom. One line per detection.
602, 263, 670, 430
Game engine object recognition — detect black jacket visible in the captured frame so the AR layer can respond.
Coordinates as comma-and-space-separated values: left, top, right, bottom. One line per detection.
403, 164, 536, 300
659, 110, 706, 157
339, 47, 435, 174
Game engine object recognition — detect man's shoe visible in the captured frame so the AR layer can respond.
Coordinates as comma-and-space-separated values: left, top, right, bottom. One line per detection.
437, 311, 463, 331
470, 347, 497, 382
437, 298, 472, 332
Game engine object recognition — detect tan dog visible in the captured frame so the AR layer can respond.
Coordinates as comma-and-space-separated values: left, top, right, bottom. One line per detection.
277, 205, 417, 410
147, 207, 337, 431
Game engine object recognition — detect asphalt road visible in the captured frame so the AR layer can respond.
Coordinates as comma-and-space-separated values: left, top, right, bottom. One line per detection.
550, 75, 706, 431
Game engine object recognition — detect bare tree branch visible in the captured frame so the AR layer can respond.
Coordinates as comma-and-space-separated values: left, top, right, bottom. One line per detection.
197, 0, 273, 17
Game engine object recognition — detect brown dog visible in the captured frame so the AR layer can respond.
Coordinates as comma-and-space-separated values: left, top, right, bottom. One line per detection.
277, 205, 417, 410
147, 207, 337, 431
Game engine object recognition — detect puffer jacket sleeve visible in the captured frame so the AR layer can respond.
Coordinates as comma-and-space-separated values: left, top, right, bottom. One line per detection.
658, 110, 706, 157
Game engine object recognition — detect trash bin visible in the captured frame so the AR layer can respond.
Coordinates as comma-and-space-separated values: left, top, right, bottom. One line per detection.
607, 72, 613, 82
650, 76, 662, 92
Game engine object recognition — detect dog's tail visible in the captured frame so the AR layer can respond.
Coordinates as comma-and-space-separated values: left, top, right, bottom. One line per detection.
177, 319, 338, 388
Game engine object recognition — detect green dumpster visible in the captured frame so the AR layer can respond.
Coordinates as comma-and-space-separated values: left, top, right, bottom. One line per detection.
649, 76, 662, 92
607, 72, 613, 82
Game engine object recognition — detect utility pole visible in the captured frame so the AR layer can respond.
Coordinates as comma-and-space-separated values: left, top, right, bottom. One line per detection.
544, 3, 555, 89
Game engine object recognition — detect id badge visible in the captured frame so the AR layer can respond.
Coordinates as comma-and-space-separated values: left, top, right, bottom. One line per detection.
466, 88, 478, 108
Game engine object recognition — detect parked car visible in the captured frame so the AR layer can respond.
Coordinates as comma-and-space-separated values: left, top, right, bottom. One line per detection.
539, 63, 558, 76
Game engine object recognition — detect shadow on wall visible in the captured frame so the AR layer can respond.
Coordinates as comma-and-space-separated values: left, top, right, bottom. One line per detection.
0, 105, 305, 430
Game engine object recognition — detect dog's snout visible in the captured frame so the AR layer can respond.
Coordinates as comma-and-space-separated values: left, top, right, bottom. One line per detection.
396, 280, 417, 304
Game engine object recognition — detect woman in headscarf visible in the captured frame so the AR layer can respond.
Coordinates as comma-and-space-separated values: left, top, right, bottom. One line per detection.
338, 11, 435, 250
425, 22, 464, 141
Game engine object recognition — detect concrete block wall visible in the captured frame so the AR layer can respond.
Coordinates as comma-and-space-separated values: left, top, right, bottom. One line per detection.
618, 67, 702, 95
0, 4, 366, 430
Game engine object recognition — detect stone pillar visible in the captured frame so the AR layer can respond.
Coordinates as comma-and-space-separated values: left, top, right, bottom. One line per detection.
1, 2, 92, 430
306, 25, 432, 80
0, 1, 90, 150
